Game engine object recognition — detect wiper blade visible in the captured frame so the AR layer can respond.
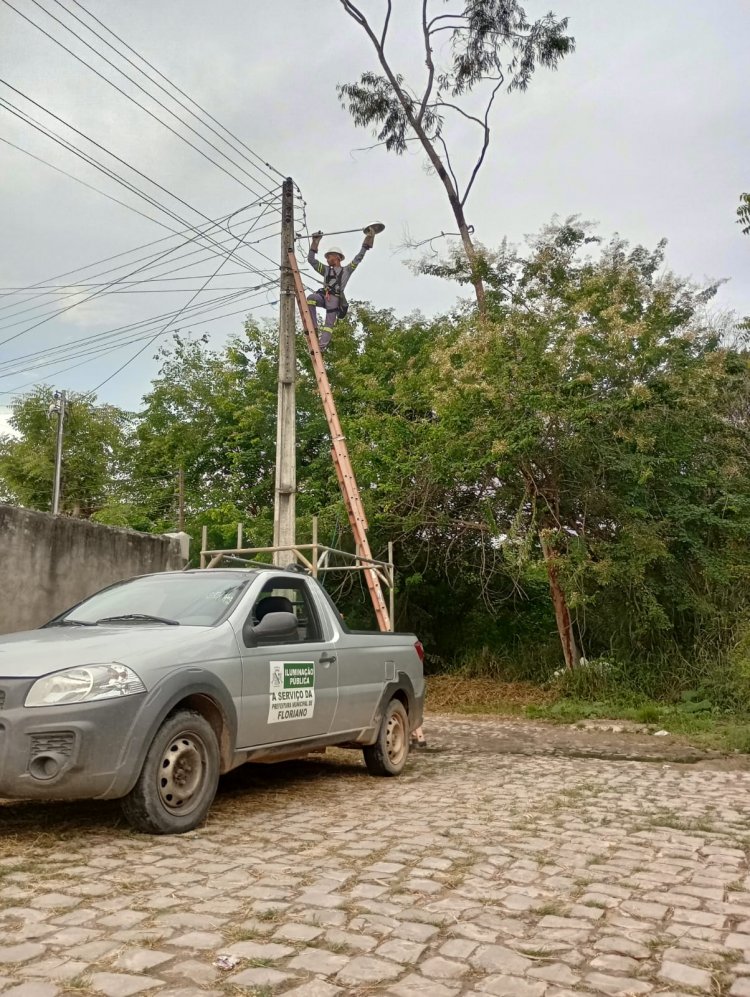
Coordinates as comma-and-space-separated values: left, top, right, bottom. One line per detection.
96, 614, 180, 626
48, 618, 97, 627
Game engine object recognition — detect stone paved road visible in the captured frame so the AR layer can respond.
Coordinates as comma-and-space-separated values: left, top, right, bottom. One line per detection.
2, 715, 750, 997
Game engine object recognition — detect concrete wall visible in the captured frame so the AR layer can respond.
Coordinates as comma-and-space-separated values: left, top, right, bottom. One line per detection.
0, 505, 185, 635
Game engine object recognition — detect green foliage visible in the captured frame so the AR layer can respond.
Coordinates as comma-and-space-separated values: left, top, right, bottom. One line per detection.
0, 387, 129, 516
5, 218, 749, 704
738, 193, 750, 236
337, 3, 574, 153
421, 220, 750, 675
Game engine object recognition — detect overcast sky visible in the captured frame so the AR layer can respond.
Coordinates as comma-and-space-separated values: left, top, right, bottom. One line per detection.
1, 0, 748, 433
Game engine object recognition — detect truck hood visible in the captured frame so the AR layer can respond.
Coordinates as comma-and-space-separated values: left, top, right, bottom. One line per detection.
0, 626, 213, 679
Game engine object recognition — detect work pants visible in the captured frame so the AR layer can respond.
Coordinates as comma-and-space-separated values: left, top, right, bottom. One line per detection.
306, 290, 340, 329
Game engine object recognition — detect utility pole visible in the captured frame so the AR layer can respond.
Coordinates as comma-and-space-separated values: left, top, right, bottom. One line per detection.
273, 177, 296, 566
177, 466, 185, 531
50, 390, 66, 515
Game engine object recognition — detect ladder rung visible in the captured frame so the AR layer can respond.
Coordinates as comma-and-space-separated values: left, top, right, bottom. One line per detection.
288, 250, 390, 631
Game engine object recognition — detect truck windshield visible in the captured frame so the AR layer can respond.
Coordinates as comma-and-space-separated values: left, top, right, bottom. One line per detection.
51, 573, 253, 628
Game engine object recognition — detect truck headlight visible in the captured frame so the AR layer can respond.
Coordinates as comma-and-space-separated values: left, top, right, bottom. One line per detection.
25, 664, 146, 707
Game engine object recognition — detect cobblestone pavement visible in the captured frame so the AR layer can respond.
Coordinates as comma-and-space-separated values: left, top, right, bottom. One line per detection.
2, 715, 750, 997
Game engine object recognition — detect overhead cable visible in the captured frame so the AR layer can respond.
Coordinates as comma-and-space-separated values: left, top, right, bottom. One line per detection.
0, 197, 275, 349
0, 82, 281, 274
0, 204, 276, 309
0, 214, 278, 324
87, 198, 277, 394
3, 0, 277, 201
0, 295, 278, 398
49, 0, 283, 191
68, 0, 287, 184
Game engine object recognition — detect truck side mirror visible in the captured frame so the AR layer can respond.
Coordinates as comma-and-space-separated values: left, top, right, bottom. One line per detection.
244, 611, 299, 647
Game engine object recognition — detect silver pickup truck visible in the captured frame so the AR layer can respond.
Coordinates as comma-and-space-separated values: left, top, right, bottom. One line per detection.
0, 567, 424, 834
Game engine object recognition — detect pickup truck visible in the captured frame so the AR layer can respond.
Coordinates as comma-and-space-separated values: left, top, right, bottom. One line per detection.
0, 566, 424, 834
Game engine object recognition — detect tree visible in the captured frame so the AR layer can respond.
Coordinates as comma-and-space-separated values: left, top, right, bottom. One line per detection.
335, 0, 575, 309
0, 387, 129, 516
424, 221, 750, 671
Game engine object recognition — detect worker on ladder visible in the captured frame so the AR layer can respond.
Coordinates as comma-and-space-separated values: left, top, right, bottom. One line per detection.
306, 226, 378, 349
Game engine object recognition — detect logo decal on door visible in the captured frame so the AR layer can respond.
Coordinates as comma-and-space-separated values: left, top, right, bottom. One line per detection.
268, 661, 316, 723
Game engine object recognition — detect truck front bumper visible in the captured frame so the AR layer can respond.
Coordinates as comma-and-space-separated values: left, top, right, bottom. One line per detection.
0, 677, 146, 801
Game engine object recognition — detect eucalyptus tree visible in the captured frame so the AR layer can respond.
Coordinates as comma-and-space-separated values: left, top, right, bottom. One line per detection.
335, 0, 575, 309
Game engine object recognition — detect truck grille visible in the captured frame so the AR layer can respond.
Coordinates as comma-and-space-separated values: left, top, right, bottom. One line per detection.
0, 690, 5, 710
29, 731, 75, 757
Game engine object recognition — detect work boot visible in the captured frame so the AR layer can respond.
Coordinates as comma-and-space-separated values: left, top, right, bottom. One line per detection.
319, 330, 332, 350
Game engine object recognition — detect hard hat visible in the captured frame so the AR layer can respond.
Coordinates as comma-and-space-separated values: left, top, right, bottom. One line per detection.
325, 246, 345, 260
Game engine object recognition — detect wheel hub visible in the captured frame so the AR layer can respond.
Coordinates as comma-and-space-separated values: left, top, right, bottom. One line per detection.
158, 734, 206, 813
385, 712, 406, 766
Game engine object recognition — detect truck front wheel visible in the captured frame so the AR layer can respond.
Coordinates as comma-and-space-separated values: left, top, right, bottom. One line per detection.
121, 709, 220, 834
363, 699, 410, 776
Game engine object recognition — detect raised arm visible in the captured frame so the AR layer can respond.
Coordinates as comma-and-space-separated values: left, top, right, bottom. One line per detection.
307, 248, 326, 276
345, 243, 370, 275
308, 231, 326, 276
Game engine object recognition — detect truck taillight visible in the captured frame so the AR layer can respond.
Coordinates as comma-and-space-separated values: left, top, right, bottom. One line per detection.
414, 640, 425, 663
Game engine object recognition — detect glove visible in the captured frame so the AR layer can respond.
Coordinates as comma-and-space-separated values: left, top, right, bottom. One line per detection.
311, 230, 323, 252
362, 228, 375, 250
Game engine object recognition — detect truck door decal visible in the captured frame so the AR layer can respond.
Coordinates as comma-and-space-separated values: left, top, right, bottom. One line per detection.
268, 661, 316, 723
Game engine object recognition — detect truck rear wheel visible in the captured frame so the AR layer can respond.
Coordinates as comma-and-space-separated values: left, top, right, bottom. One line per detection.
363, 699, 409, 776
121, 709, 220, 834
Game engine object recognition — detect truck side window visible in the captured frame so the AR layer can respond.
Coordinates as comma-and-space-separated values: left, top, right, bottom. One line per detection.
251, 578, 322, 643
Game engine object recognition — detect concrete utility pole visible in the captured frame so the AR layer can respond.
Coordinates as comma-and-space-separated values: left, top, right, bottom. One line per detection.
273, 177, 296, 566
177, 466, 185, 531
50, 389, 66, 515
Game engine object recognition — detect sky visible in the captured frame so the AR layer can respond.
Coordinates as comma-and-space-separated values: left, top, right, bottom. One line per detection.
0, 0, 748, 429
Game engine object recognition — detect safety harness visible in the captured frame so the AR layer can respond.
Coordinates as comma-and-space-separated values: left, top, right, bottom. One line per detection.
322, 266, 349, 318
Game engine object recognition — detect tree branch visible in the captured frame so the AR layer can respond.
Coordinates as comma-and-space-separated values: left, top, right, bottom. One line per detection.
437, 133, 460, 197
380, 0, 392, 49
349, 136, 420, 158
426, 12, 466, 31
337, 0, 460, 204
417, 0, 436, 126
432, 101, 485, 129
461, 77, 503, 207
429, 24, 470, 36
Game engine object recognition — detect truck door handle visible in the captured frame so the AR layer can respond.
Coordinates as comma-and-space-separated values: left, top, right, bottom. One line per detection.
319, 653, 337, 666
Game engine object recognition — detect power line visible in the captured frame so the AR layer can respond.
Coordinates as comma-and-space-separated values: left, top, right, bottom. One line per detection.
0, 284, 276, 379
88, 200, 277, 394
0, 286, 269, 375
0, 132, 186, 234
3, 0, 277, 201
0, 205, 276, 311
0, 213, 278, 324
0, 193, 275, 349
68, 0, 287, 185
49, 0, 284, 192
0, 82, 281, 275
0, 272, 260, 290
0, 296, 278, 398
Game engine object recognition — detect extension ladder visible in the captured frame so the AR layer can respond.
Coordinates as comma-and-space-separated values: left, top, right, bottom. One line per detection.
287, 250, 392, 632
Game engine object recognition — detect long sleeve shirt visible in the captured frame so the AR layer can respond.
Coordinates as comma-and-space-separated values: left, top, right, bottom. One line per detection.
307, 244, 369, 300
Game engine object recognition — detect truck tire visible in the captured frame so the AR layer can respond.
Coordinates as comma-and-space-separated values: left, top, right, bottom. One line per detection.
121, 709, 220, 834
363, 699, 410, 776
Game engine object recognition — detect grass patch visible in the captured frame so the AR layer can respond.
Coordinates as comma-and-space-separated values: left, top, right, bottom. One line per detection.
427, 674, 750, 755
527, 697, 750, 753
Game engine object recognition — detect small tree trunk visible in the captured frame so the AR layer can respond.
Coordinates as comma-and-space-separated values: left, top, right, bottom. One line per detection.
540, 533, 580, 670
449, 193, 486, 311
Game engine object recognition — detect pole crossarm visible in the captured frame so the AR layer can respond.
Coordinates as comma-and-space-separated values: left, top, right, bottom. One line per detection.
286, 250, 392, 632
